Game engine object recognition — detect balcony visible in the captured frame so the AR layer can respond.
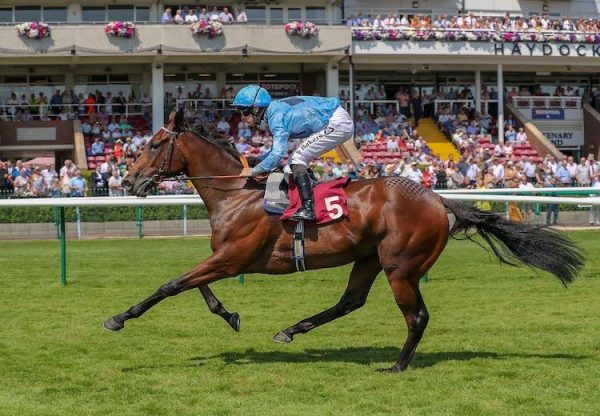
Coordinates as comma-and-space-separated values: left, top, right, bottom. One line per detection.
0, 24, 351, 61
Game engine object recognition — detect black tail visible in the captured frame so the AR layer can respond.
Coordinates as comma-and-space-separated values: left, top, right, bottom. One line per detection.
442, 197, 585, 286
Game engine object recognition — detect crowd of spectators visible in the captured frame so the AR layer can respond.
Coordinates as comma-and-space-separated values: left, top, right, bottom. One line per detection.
0, 89, 152, 123
347, 12, 600, 32
160, 6, 247, 24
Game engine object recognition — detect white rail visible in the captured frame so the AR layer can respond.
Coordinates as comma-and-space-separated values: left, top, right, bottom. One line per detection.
1, 189, 600, 208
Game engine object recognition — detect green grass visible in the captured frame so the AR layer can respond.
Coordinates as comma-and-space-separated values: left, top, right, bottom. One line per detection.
1, 232, 600, 416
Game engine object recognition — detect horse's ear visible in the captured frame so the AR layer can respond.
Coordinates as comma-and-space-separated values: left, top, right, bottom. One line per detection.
174, 108, 185, 131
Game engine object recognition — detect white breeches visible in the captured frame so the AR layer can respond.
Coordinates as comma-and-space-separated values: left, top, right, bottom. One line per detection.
290, 106, 354, 166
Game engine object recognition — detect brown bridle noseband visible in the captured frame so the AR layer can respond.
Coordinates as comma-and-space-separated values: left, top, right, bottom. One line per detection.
151, 126, 250, 184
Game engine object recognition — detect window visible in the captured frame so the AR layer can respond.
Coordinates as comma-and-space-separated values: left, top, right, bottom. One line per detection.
82, 7, 106, 22
188, 73, 217, 81
226, 73, 259, 83
246, 7, 266, 23
270, 8, 283, 25
287, 8, 301, 22
108, 5, 134, 22
136, 7, 150, 22
306, 7, 326, 23
43, 7, 67, 22
164, 73, 186, 82
15, 6, 41, 22
0, 8, 12, 23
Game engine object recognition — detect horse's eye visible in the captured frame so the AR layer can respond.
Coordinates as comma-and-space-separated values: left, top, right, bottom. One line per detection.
150, 142, 161, 151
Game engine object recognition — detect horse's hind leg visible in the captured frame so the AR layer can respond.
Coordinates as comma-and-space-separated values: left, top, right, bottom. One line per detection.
380, 268, 429, 372
198, 285, 240, 332
273, 255, 381, 343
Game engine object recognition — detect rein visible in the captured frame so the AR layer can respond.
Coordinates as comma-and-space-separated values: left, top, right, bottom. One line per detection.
152, 126, 250, 183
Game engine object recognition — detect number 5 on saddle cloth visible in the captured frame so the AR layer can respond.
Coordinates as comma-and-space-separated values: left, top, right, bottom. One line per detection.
263, 172, 351, 271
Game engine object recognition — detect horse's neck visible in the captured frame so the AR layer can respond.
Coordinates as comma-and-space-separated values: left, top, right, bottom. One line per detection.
185, 141, 248, 217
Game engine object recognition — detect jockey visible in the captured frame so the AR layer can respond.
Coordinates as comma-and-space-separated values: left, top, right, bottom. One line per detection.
233, 85, 354, 221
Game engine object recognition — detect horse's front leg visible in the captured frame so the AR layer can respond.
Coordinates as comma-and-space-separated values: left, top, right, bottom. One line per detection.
198, 285, 240, 332
104, 253, 241, 332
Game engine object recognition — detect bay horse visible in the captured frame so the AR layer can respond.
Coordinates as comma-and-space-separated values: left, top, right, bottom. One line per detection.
105, 109, 584, 372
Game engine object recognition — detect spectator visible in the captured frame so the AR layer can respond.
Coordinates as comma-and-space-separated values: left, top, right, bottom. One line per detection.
404, 162, 423, 183
209, 7, 220, 21
49, 90, 63, 115
69, 170, 87, 197
198, 8, 209, 21
91, 137, 105, 156
220, 7, 234, 24
237, 8, 248, 22
556, 160, 571, 185
91, 165, 108, 196
516, 127, 527, 143
216, 117, 231, 135
161, 7, 173, 23
185, 8, 198, 23
590, 173, 600, 225
576, 156, 591, 186
546, 177, 560, 225
108, 170, 124, 196
174, 9, 185, 24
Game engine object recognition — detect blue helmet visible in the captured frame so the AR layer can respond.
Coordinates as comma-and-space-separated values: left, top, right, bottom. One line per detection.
233, 85, 272, 108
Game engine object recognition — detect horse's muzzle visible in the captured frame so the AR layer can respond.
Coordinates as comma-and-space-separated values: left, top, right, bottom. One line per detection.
121, 176, 134, 193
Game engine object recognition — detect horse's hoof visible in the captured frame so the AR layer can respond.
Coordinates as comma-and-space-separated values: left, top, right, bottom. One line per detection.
273, 331, 293, 344
103, 317, 124, 332
229, 312, 241, 332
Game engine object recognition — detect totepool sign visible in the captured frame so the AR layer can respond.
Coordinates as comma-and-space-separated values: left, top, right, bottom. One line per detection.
532, 109, 565, 120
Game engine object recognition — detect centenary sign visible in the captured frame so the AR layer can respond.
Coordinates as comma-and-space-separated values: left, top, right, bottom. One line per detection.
544, 130, 584, 147
494, 43, 600, 57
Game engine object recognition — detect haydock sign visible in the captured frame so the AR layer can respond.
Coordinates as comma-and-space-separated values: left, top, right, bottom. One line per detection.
495, 43, 600, 57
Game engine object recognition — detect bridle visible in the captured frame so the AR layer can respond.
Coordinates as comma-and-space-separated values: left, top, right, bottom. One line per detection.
150, 126, 250, 184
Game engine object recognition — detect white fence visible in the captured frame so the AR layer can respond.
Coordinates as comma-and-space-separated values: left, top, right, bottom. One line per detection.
511, 96, 582, 109
434, 99, 497, 115
0, 102, 150, 120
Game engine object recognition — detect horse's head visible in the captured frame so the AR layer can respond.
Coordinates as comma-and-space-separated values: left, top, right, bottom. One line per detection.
123, 109, 187, 197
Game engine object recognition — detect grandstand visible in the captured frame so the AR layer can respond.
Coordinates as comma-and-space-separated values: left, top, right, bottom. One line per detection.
1, 0, 600, 196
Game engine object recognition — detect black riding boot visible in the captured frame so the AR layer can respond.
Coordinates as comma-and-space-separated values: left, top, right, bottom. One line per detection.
292, 171, 316, 221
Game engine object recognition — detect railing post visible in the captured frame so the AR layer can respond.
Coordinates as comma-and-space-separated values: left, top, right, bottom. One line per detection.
183, 204, 188, 237
59, 206, 67, 287
53, 206, 61, 240
136, 206, 143, 238
238, 273, 245, 284
75, 206, 82, 240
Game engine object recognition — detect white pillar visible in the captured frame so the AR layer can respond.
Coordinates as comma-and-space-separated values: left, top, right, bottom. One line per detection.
152, 61, 164, 133
497, 63, 504, 144
151, 2, 162, 22
65, 71, 75, 93
475, 69, 481, 114
326, 62, 339, 98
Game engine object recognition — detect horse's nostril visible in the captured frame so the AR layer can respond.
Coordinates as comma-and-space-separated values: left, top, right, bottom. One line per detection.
122, 178, 133, 190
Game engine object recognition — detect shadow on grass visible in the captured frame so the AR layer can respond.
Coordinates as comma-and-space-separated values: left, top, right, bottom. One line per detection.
120, 348, 588, 373
188, 347, 588, 369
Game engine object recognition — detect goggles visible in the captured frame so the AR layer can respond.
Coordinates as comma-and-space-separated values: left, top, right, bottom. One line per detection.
239, 107, 254, 117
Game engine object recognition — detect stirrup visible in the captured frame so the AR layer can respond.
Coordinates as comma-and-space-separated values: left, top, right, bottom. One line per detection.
292, 207, 316, 221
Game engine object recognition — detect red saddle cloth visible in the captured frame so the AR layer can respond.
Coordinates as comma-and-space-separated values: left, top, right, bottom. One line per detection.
281, 177, 351, 225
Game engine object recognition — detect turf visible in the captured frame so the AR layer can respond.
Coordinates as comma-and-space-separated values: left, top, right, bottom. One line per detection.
1, 231, 599, 416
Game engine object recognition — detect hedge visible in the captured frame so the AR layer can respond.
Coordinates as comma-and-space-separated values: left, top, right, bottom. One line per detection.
0, 205, 209, 224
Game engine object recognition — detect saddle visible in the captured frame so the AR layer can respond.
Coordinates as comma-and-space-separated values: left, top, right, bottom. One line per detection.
263, 170, 319, 216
